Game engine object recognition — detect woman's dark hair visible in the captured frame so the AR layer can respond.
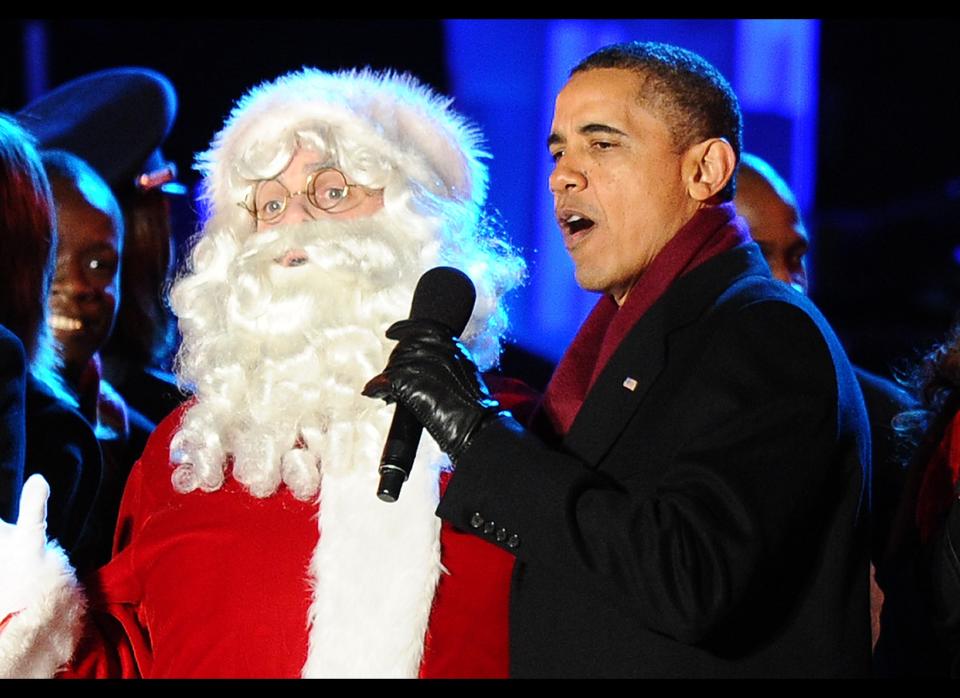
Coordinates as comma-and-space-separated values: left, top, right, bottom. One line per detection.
0, 113, 59, 377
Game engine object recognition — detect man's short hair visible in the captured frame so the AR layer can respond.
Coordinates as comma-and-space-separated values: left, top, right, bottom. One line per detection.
572, 41, 742, 201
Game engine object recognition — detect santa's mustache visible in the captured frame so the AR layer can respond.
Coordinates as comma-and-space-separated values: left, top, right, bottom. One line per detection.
232, 213, 412, 287
217, 212, 424, 346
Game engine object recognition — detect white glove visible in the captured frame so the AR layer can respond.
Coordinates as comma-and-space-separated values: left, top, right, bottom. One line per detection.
0, 474, 52, 618
0, 474, 85, 678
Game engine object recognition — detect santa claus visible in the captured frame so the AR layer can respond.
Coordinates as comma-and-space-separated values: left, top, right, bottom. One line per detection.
0, 68, 527, 678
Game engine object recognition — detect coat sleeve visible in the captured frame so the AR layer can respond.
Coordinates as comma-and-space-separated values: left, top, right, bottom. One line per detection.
930, 500, 960, 676
0, 327, 25, 523
437, 300, 863, 644
23, 392, 102, 573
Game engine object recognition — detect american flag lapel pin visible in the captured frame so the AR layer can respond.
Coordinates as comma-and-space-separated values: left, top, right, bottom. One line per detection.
622, 377, 638, 392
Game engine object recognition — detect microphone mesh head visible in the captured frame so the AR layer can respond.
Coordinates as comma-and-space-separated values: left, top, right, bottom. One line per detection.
409, 266, 476, 335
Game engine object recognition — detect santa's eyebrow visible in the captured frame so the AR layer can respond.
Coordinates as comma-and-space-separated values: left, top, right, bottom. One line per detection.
302, 159, 335, 174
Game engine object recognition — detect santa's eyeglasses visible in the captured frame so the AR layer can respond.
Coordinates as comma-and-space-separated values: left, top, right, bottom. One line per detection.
241, 168, 380, 224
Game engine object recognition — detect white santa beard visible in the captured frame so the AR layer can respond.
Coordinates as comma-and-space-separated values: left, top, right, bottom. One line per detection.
170, 210, 449, 677
171, 210, 435, 498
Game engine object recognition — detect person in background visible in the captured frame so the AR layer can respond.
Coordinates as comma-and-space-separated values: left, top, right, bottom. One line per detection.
18, 68, 186, 425
734, 152, 924, 675
41, 150, 152, 570
878, 320, 960, 676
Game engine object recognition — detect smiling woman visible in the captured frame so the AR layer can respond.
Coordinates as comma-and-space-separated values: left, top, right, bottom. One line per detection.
40, 149, 154, 571
41, 150, 123, 385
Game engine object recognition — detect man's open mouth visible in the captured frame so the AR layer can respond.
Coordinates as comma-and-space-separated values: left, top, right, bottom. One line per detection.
558, 210, 596, 248
564, 214, 594, 234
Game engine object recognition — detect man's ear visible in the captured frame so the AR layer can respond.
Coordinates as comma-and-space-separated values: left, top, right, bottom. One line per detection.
684, 138, 737, 203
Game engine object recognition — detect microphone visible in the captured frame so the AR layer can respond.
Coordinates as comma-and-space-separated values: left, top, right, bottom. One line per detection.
376, 267, 476, 503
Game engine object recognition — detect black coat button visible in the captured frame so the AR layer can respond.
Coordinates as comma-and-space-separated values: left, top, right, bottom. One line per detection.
496, 527, 508, 543
470, 512, 484, 529
507, 534, 520, 549
483, 521, 496, 535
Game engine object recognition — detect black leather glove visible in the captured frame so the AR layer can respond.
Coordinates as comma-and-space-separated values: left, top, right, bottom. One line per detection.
362, 319, 507, 462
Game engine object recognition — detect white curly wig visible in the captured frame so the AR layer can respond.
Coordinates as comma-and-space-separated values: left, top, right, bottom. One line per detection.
167, 68, 525, 501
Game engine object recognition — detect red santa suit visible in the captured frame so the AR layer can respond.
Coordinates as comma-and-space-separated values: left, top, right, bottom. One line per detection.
52, 393, 525, 678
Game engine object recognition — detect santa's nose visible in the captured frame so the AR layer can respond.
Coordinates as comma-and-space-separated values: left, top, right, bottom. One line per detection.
277, 249, 309, 267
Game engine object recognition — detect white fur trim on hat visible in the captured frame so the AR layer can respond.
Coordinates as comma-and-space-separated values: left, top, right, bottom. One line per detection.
196, 68, 489, 222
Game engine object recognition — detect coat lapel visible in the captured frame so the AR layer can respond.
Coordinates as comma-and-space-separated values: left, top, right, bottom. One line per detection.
562, 244, 769, 467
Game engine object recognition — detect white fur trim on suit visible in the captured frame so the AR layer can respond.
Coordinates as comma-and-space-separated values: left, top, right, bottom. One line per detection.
0, 541, 85, 678
304, 437, 445, 678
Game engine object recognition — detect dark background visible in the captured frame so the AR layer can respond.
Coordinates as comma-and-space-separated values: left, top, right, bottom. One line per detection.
815, 19, 960, 377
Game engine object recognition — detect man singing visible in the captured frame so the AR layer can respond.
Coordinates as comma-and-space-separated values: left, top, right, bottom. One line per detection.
366, 41, 872, 677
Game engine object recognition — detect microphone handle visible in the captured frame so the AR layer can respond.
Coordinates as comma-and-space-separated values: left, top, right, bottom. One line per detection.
376, 404, 424, 502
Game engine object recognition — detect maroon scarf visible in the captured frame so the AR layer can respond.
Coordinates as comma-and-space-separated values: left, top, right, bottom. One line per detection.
539, 203, 750, 438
